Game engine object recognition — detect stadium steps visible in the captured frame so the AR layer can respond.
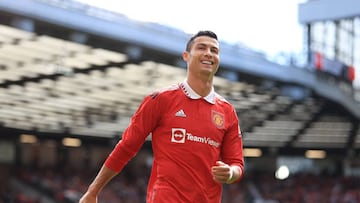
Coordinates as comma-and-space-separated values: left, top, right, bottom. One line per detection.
9, 177, 56, 203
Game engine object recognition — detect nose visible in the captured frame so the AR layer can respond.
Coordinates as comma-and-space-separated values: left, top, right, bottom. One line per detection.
204, 48, 212, 57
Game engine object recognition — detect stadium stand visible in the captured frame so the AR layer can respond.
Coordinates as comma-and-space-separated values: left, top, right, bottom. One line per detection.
1, 0, 360, 203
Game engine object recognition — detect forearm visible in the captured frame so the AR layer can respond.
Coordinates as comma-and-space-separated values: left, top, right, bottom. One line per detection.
226, 165, 242, 184
86, 165, 118, 196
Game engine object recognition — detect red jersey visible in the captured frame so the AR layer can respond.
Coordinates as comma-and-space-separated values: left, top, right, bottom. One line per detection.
105, 80, 244, 203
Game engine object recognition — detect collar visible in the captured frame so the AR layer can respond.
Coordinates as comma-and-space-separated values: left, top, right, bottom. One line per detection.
180, 80, 216, 104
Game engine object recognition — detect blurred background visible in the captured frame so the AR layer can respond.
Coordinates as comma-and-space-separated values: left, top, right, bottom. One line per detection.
0, 0, 360, 202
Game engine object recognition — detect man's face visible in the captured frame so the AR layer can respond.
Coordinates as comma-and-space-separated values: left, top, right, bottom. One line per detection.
183, 36, 220, 78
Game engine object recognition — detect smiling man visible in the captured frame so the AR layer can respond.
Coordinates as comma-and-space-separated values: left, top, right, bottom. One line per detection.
79, 31, 245, 203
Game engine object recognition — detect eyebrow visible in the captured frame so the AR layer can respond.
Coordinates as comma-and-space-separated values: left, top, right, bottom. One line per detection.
196, 42, 219, 50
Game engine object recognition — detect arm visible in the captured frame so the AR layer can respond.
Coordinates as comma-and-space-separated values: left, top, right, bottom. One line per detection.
80, 94, 162, 203
212, 107, 244, 184
79, 165, 118, 203
211, 161, 242, 184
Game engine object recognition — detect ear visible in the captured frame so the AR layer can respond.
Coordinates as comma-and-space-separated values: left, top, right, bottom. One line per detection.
182, 51, 189, 62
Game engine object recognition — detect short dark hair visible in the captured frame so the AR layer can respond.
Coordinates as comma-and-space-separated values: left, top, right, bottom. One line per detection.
186, 30, 218, 51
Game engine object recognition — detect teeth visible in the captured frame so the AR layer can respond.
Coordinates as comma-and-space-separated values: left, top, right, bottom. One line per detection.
201, 61, 212, 65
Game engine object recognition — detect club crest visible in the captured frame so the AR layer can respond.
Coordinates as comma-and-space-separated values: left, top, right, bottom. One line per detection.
212, 110, 224, 129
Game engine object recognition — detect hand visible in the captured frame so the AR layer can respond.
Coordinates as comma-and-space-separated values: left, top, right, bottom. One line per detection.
211, 161, 233, 184
79, 192, 97, 203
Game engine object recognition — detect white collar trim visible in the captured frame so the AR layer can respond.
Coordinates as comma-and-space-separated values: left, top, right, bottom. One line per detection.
180, 80, 215, 104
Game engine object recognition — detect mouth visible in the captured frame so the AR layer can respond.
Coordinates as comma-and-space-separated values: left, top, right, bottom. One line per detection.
201, 60, 214, 65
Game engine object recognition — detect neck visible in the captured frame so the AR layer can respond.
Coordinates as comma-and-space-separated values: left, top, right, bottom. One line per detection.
187, 75, 213, 97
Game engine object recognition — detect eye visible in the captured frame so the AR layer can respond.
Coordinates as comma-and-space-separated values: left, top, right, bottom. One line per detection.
211, 48, 219, 54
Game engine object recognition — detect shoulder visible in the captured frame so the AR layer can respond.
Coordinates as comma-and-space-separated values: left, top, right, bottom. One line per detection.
149, 83, 181, 99
214, 93, 237, 112
214, 92, 231, 105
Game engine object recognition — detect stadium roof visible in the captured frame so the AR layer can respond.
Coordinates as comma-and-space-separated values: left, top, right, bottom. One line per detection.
0, 0, 359, 157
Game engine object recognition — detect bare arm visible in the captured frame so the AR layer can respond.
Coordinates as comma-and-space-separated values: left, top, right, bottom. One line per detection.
79, 165, 119, 203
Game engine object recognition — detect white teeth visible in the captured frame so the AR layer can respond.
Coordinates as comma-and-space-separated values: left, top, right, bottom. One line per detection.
201, 61, 212, 65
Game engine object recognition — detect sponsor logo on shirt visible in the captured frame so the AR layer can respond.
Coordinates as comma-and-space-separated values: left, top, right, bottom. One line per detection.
171, 128, 220, 148
171, 128, 186, 143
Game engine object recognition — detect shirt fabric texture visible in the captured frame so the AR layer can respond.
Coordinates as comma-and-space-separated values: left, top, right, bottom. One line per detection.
104, 80, 244, 203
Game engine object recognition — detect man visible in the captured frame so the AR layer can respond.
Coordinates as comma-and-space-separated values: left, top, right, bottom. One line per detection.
79, 30, 244, 203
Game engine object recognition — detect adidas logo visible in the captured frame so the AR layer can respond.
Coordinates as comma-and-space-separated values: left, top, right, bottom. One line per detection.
175, 109, 186, 117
